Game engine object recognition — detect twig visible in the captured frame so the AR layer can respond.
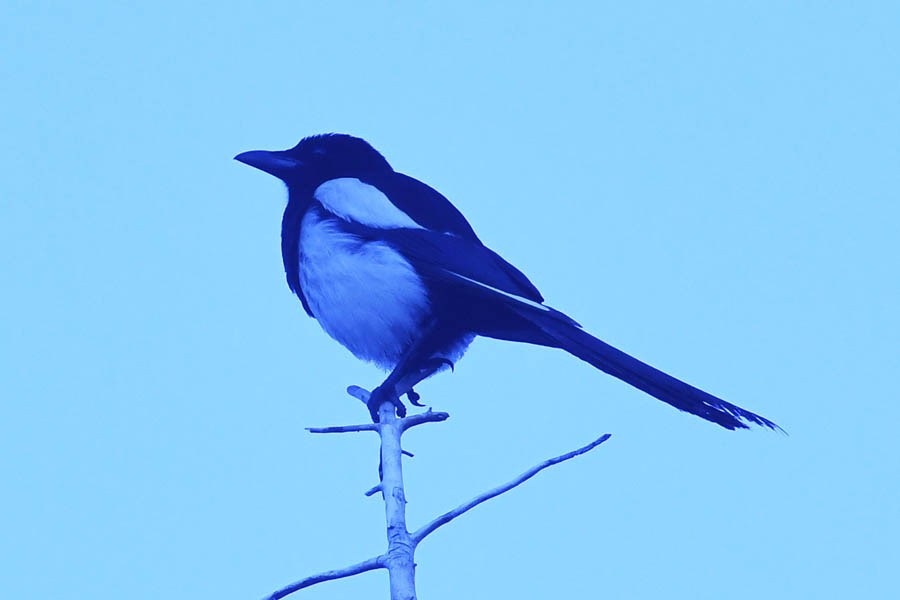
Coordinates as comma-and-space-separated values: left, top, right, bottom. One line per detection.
400, 408, 449, 431
306, 423, 379, 434
411, 433, 612, 544
262, 555, 384, 600
346, 385, 371, 403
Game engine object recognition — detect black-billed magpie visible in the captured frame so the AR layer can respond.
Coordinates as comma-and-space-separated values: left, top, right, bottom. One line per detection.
235, 133, 778, 431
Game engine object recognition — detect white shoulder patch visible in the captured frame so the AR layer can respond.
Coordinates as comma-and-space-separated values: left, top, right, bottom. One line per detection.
314, 178, 424, 230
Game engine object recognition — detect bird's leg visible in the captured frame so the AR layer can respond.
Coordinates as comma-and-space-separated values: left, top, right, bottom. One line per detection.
367, 321, 448, 422
397, 356, 455, 410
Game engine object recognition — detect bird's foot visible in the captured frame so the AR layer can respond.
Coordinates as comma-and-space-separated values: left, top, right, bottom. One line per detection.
367, 385, 407, 422
407, 389, 425, 407
435, 357, 454, 372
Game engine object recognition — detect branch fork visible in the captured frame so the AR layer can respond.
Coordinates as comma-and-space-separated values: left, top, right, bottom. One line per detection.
264, 386, 611, 600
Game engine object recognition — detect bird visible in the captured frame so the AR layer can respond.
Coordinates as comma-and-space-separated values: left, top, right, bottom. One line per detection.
235, 133, 779, 431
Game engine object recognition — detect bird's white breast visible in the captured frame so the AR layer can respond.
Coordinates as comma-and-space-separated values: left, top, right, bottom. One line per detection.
298, 207, 431, 368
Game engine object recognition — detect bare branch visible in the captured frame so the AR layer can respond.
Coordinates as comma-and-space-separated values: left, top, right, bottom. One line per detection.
263, 555, 385, 600
293, 383, 609, 599
306, 423, 379, 434
411, 433, 612, 544
346, 385, 371, 403
400, 409, 449, 432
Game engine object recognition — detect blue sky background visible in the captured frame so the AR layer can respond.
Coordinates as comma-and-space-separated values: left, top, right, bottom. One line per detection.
3, 2, 898, 598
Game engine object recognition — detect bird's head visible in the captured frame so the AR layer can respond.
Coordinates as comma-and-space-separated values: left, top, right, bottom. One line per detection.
235, 133, 392, 190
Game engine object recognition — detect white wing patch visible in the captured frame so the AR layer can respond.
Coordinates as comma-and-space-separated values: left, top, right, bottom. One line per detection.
314, 178, 424, 230
442, 270, 552, 313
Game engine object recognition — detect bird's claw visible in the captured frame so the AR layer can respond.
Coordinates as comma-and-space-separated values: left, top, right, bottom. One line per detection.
436, 357, 454, 372
407, 389, 425, 407
367, 386, 407, 422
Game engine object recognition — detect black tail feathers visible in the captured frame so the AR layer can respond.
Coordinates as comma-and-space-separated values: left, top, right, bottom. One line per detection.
512, 306, 781, 431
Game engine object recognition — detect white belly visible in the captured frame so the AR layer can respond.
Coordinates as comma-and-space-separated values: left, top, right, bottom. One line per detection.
298, 208, 431, 368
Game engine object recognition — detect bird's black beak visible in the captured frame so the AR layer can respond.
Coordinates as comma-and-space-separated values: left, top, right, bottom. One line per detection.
234, 150, 301, 180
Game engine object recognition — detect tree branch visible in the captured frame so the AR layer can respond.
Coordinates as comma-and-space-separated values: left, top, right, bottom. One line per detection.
346, 385, 372, 403
266, 384, 611, 600
306, 423, 380, 434
262, 555, 384, 600
400, 408, 449, 431
411, 433, 612, 544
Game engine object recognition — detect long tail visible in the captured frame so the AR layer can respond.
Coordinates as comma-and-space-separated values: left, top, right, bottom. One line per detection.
510, 306, 781, 431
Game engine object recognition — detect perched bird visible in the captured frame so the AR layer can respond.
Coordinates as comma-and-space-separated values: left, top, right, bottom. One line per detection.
236, 134, 778, 430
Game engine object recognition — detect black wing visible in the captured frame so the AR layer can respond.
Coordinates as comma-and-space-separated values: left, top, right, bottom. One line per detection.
376, 227, 547, 304
358, 172, 481, 241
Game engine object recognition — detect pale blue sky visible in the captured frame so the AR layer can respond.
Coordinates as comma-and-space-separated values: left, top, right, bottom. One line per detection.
3, 2, 898, 599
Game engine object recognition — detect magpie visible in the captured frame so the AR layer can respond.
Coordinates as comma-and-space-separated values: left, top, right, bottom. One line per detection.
235, 133, 778, 431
